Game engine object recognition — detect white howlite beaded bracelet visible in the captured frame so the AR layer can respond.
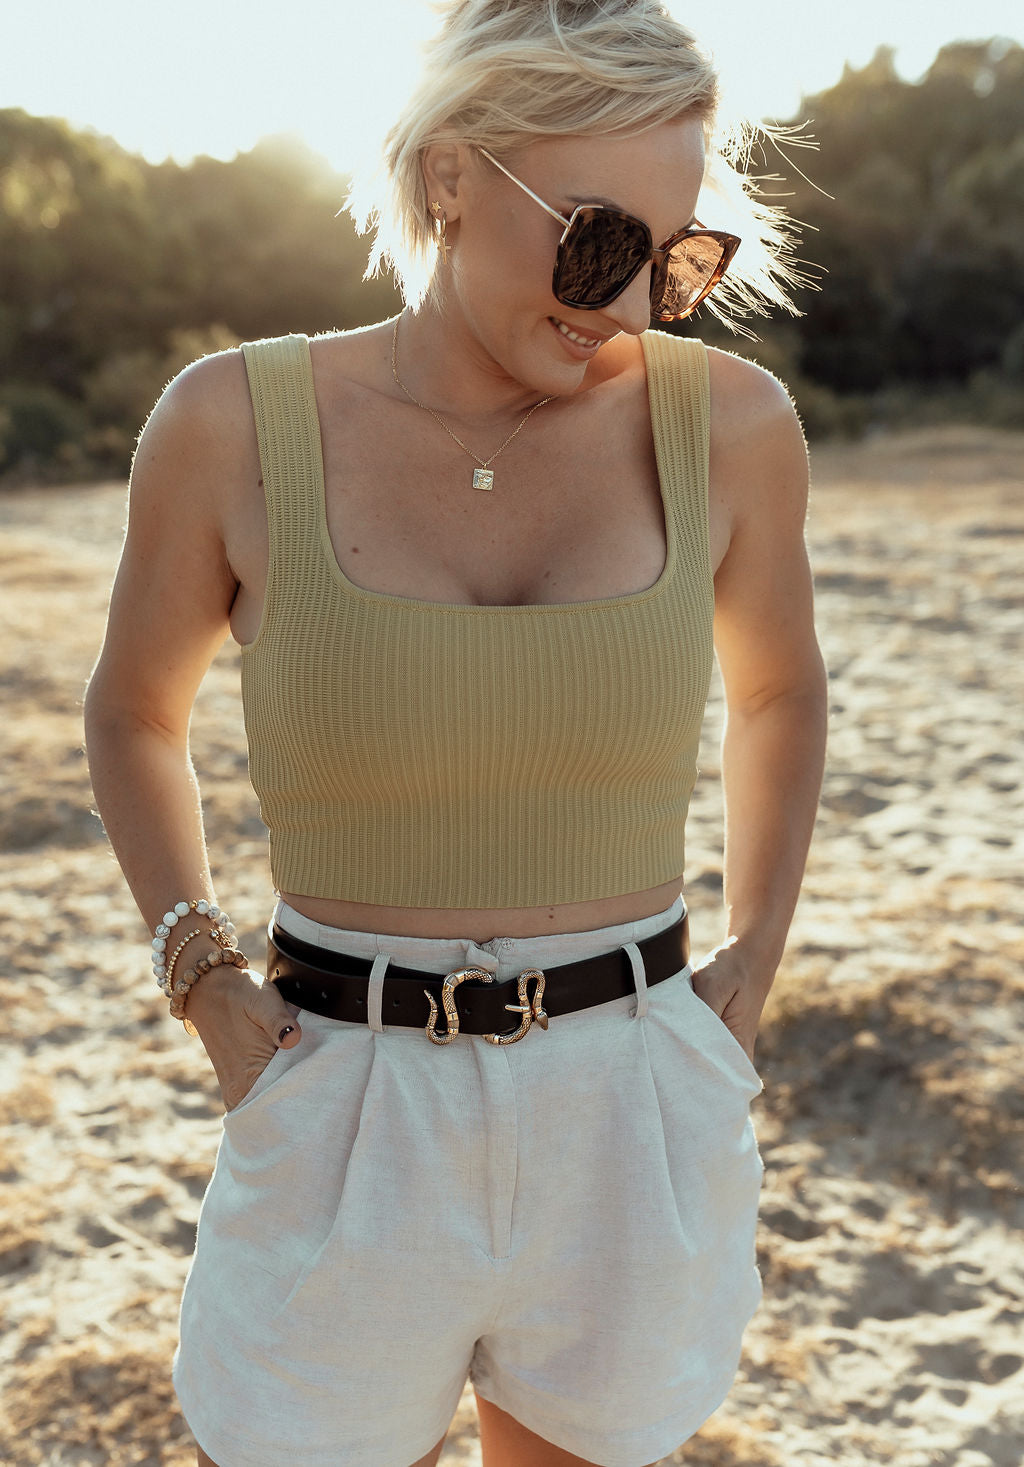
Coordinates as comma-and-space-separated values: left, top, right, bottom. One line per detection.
151, 899, 236, 993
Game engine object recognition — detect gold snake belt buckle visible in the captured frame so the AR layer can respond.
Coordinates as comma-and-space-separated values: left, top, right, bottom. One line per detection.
424, 968, 548, 1047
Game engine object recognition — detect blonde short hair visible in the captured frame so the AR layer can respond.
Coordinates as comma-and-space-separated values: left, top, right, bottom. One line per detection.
348, 0, 803, 325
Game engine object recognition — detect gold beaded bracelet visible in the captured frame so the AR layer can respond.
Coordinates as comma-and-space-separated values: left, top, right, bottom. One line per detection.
169, 942, 249, 1035
163, 928, 202, 996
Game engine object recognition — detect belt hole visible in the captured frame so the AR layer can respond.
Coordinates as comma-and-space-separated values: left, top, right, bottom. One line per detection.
392, 998, 401, 1008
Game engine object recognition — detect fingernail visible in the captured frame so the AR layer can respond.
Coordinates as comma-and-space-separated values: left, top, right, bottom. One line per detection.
278, 1025, 295, 1043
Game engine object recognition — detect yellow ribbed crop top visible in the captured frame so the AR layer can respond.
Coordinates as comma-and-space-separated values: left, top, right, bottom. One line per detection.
239, 329, 714, 908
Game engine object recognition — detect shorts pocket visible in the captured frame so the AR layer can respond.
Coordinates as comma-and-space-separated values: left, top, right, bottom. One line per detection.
654, 974, 763, 1094
677, 974, 756, 1091
641, 980, 765, 1259
203, 1019, 375, 1285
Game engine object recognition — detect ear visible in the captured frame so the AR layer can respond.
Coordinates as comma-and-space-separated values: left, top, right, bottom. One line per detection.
421, 141, 476, 223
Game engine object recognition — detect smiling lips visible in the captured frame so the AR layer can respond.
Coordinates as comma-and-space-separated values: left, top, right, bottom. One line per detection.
551, 317, 609, 350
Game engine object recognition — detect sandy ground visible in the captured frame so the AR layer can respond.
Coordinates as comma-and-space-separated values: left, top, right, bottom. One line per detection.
0, 426, 1021, 1467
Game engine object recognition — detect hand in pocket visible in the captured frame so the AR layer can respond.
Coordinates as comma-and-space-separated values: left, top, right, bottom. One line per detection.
690, 939, 772, 1064
183, 965, 303, 1111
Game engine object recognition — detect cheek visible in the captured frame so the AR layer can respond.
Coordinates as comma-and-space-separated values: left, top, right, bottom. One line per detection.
456, 214, 557, 314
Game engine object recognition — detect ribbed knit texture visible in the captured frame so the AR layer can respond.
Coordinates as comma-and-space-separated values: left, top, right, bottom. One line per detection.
239, 329, 713, 908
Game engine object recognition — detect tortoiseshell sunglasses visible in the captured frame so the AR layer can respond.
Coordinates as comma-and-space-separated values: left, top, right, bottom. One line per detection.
478, 147, 740, 321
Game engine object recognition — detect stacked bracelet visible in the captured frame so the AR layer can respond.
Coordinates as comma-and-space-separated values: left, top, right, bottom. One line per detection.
150, 899, 247, 1032
152, 899, 236, 994
163, 928, 202, 995
169, 944, 249, 1033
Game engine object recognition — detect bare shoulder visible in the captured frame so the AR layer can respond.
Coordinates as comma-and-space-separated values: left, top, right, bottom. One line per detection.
706, 346, 804, 451
705, 347, 823, 705
141, 346, 252, 444
91, 347, 264, 719
308, 319, 396, 393
706, 346, 808, 526
132, 347, 259, 523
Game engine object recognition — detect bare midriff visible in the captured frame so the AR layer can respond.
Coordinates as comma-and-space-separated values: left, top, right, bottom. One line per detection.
279, 877, 685, 943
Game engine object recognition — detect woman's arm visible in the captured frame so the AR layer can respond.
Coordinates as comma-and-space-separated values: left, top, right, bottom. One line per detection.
84, 350, 300, 1106
694, 351, 828, 1059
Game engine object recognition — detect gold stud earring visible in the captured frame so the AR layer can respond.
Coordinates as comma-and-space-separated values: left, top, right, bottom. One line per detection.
429, 201, 450, 264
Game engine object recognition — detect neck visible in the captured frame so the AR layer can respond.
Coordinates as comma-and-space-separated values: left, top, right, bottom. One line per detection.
394, 299, 561, 425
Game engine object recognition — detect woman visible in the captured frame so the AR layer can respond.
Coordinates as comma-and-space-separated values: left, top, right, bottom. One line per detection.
85, 1, 827, 1464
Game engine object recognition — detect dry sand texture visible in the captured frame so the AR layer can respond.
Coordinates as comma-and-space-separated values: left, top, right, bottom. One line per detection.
0, 426, 1022, 1466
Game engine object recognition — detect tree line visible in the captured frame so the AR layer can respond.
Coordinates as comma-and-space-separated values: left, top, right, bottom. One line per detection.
695, 37, 1024, 436
1, 36, 1021, 479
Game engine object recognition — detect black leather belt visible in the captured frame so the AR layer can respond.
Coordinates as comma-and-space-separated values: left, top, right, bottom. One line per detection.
267, 914, 689, 1044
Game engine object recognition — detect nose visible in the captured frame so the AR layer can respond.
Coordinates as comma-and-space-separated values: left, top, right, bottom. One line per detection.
599, 265, 656, 336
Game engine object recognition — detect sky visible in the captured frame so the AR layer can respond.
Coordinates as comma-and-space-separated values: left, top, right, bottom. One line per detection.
3, 0, 1021, 174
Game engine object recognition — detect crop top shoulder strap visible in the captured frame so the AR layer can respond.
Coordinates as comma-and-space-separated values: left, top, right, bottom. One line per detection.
240, 333, 325, 602
640, 329, 710, 573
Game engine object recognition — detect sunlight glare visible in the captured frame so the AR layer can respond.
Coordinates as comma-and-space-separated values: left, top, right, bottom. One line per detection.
2, 0, 1021, 173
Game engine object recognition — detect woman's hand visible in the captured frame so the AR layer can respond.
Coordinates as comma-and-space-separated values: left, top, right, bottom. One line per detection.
183, 965, 303, 1112
691, 938, 773, 1063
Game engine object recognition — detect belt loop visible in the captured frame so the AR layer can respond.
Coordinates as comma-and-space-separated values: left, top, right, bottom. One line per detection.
367, 953, 390, 1033
624, 941, 649, 1019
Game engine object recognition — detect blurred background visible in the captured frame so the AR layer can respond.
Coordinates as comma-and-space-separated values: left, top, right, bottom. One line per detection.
1, 0, 1022, 481
2, 7, 1023, 1466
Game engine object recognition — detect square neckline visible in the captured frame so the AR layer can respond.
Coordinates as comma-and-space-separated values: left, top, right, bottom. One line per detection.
300, 331, 679, 617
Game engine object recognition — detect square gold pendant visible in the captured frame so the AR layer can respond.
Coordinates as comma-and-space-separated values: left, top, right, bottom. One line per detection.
473, 468, 495, 492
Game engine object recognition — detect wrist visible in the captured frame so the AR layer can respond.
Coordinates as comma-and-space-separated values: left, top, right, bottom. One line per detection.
717, 930, 783, 992
172, 925, 228, 972
169, 944, 249, 1028
148, 897, 248, 1033
181, 960, 257, 1032
151, 898, 234, 990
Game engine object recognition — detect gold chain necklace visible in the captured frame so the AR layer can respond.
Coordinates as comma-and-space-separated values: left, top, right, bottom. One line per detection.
390, 314, 553, 491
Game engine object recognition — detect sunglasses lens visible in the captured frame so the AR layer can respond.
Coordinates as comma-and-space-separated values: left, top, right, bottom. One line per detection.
653, 234, 729, 319
554, 208, 651, 307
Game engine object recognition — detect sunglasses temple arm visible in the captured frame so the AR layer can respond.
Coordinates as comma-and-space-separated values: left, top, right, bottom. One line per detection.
477, 148, 571, 231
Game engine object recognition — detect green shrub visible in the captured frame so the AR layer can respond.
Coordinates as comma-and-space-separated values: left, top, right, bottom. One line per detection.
965, 368, 1024, 428
0, 383, 87, 478
1001, 323, 1024, 381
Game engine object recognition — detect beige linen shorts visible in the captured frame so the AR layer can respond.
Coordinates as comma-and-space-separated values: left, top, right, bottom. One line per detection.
174, 898, 763, 1467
